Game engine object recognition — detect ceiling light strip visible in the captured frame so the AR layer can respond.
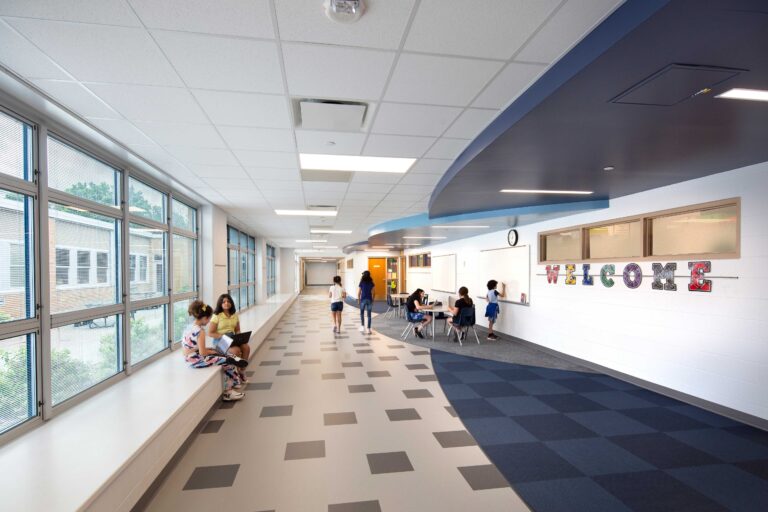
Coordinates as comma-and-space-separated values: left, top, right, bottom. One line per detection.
500, 189, 593, 195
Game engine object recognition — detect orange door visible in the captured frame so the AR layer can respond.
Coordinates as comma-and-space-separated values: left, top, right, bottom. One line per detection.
368, 258, 387, 300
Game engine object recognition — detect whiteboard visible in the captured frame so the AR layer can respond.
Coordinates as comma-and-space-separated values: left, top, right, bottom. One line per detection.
478, 245, 530, 305
431, 254, 456, 293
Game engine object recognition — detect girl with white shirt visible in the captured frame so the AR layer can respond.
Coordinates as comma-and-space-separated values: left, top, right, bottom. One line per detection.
329, 275, 347, 333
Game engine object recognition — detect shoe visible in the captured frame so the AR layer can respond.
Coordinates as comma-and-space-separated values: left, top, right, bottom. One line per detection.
233, 382, 244, 390
415, 327, 424, 339
333, 326, 337, 333
222, 390, 244, 401
461, 332, 466, 341
358, 325, 365, 332
239, 374, 248, 384
226, 355, 249, 368
367, 329, 373, 335
491, 333, 500, 340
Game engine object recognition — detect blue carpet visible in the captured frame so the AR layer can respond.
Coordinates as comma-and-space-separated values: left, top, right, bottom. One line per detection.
431, 349, 768, 512
343, 297, 388, 314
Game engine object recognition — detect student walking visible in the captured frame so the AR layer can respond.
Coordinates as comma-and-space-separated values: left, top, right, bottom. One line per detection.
485, 280, 506, 340
329, 275, 346, 333
358, 270, 375, 334
181, 300, 248, 401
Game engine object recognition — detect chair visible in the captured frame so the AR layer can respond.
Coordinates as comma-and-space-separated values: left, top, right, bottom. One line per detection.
400, 311, 423, 339
384, 294, 396, 319
449, 307, 480, 346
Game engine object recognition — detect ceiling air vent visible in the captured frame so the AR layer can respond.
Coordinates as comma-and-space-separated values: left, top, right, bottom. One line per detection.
611, 64, 743, 106
297, 99, 368, 131
300, 169, 352, 182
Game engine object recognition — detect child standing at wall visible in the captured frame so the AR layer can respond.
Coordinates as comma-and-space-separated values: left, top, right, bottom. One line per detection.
182, 300, 248, 402
329, 275, 346, 333
485, 280, 505, 340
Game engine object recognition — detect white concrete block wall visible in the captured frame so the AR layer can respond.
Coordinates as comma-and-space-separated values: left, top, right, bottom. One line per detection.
406, 161, 768, 420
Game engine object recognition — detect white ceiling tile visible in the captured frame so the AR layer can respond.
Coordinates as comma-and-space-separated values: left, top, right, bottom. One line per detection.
0, 0, 141, 26
404, 0, 559, 59
0, 21, 69, 79
363, 134, 434, 158
371, 103, 462, 137
86, 118, 154, 146
295, 130, 366, 155
186, 164, 248, 179
165, 146, 239, 166
127, 144, 182, 168
87, 83, 208, 123
347, 183, 394, 193
8, 19, 181, 86
385, 53, 503, 106
424, 138, 468, 159
202, 177, 256, 190
245, 167, 300, 181
258, 181, 302, 192
31, 79, 119, 118
349, 172, 402, 184
409, 158, 452, 174
153, 31, 283, 93
217, 126, 295, 152
129, 0, 274, 38
234, 150, 296, 168
398, 173, 442, 187
282, 43, 395, 101
275, 0, 415, 50
516, 0, 622, 63
472, 61, 546, 109
132, 121, 225, 148
390, 184, 434, 196
193, 90, 290, 128
302, 182, 349, 193
345, 191, 387, 200
444, 108, 498, 139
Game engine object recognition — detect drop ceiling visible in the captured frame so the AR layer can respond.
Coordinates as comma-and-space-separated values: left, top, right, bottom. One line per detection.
0, 0, 624, 254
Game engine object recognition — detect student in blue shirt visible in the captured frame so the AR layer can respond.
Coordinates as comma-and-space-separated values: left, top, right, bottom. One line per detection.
358, 271, 375, 334
485, 280, 505, 340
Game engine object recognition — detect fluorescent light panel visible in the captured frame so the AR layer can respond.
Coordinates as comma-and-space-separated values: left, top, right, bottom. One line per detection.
432, 225, 490, 229
402, 236, 447, 240
716, 88, 768, 102
296, 239, 327, 243
312, 246, 338, 249
300, 153, 415, 173
310, 229, 352, 234
275, 209, 337, 216
296, 249, 320, 253
500, 189, 593, 195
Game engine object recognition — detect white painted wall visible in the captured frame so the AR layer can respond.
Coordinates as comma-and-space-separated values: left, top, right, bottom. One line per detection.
406, 162, 768, 421
278, 248, 296, 294
201, 204, 228, 304
305, 262, 337, 285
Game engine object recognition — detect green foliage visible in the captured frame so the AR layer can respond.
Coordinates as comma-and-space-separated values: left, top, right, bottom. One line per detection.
0, 311, 12, 323
173, 305, 190, 344
50, 347, 98, 405
127, 315, 166, 364
0, 346, 30, 432
63, 181, 165, 222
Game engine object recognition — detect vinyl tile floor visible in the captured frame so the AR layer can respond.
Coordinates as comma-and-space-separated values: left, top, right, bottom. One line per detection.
142, 289, 529, 512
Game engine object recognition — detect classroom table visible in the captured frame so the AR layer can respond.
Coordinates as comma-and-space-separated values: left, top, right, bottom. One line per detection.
390, 293, 410, 318
427, 305, 453, 341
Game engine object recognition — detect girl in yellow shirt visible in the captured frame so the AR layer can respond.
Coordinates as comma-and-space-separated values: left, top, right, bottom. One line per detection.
209, 293, 249, 382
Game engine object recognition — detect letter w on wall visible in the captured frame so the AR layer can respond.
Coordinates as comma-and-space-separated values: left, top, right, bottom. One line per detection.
545, 265, 560, 284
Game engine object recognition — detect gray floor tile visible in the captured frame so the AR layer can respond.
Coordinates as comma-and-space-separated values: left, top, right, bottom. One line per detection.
433, 430, 478, 448
357, 349, 374, 354
285, 440, 326, 460
445, 406, 457, 417
277, 369, 300, 376
246, 382, 272, 391
270, 346, 287, 350
328, 500, 382, 512
260, 361, 281, 366
302, 359, 322, 364
324, 412, 358, 426
219, 401, 235, 409
245, 370, 255, 377
367, 451, 414, 474
403, 389, 433, 399
322, 347, 339, 352
387, 345, 405, 349
457, 464, 510, 491
183, 464, 239, 490
342, 362, 364, 368
349, 384, 375, 393
411, 350, 430, 355
260, 405, 293, 417
367, 371, 391, 378
201, 420, 224, 434
406, 364, 429, 370
353, 343, 370, 347
379, 356, 398, 361
289, 339, 304, 343
322, 373, 345, 380
284, 352, 303, 356
386, 408, 421, 421
321, 341, 336, 345
416, 374, 438, 382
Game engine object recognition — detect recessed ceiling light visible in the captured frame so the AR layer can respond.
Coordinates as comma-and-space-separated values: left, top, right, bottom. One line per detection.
432, 225, 490, 229
603, 166, 615, 172
310, 229, 352, 234
296, 249, 320, 253
500, 189, 593, 195
296, 239, 328, 243
275, 209, 337, 216
402, 236, 447, 240
313, 245, 338, 249
370, 245, 394, 249
716, 88, 768, 102
300, 153, 415, 173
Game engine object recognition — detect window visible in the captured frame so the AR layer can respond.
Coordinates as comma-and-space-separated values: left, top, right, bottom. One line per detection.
129, 178, 166, 224
48, 137, 119, 207
173, 299, 192, 345
227, 226, 256, 309
96, 252, 109, 284
129, 223, 166, 300
267, 244, 276, 297
130, 305, 167, 365
9, 244, 25, 288
0, 191, 34, 322
0, 334, 36, 434
77, 250, 91, 285
172, 199, 196, 232
0, 111, 33, 181
408, 253, 431, 268
172, 235, 196, 294
129, 254, 148, 283
346, 259, 353, 269
539, 198, 740, 262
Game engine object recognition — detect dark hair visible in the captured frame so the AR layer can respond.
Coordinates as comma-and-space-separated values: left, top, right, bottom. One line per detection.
487, 280, 498, 290
409, 288, 424, 301
333, 275, 342, 285
188, 300, 213, 320
214, 293, 237, 315
458, 286, 473, 305
359, 270, 373, 285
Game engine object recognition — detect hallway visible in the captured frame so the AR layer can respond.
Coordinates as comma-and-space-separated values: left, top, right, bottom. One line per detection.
143, 289, 528, 511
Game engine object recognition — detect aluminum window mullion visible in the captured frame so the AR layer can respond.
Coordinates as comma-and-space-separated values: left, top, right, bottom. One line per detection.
50, 304, 125, 329
0, 318, 39, 339
0, 172, 36, 196
36, 126, 52, 421
171, 291, 197, 302
171, 226, 197, 239
166, 196, 173, 348
122, 168, 131, 375
130, 296, 170, 310
127, 214, 168, 232
47, 189, 122, 219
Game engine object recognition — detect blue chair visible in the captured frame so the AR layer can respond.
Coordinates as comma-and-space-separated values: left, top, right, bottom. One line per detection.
449, 307, 480, 346
400, 311, 423, 339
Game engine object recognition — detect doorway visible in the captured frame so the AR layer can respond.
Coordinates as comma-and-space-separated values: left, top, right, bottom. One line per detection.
367, 258, 387, 300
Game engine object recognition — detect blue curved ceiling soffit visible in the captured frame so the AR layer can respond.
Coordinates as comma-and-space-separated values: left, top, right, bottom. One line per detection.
428, 0, 768, 218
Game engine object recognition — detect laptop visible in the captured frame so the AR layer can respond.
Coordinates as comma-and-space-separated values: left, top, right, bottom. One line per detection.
214, 331, 252, 354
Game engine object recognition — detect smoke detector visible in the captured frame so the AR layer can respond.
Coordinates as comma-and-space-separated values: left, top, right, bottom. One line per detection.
324, 0, 365, 23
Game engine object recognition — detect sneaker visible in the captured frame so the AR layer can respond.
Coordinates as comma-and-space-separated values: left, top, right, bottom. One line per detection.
226, 355, 249, 368
461, 332, 466, 341
233, 382, 244, 390
415, 327, 424, 339
333, 326, 337, 333
358, 325, 365, 332
367, 329, 373, 335
491, 333, 500, 340
222, 390, 244, 401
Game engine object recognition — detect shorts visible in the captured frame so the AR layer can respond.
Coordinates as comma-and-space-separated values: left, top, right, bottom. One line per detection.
408, 311, 425, 322
331, 301, 344, 312
485, 303, 499, 321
